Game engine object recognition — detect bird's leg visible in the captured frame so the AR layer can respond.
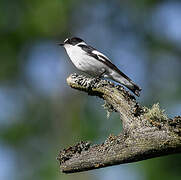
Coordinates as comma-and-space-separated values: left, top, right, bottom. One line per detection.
95, 68, 106, 82
91, 68, 106, 85
98, 68, 106, 79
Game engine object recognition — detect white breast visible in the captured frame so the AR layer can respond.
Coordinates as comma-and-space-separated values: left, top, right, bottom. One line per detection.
64, 44, 107, 76
64, 44, 85, 68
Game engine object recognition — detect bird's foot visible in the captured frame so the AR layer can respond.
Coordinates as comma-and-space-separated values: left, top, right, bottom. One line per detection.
90, 77, 101, 85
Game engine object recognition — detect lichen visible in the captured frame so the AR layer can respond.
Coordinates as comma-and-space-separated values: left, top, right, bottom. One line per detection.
144, 103, 168, 128
145, 103, 167, 121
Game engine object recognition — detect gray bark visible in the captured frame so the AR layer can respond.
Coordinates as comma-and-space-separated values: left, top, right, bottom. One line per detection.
57, 74, 181, 173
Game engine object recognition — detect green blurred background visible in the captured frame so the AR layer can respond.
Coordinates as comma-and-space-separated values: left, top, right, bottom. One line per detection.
0, 0, 181, 179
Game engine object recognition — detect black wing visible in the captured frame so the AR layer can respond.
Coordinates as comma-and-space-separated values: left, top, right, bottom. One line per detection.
78, 44, 141, 94
78, 44, 98, 59
78, 44, 132, 82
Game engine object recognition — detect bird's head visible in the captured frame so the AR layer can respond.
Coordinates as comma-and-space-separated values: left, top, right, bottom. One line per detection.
58, 37, 85, 47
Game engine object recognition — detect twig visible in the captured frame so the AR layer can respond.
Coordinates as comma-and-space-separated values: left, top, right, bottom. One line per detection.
57, 74, 181, 173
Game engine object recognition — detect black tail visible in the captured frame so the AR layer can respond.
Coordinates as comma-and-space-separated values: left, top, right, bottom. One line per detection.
109, 71, 142, 97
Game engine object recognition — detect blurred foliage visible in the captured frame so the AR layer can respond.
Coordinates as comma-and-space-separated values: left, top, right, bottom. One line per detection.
0, 0, 181, 180
0, 0, 78, 80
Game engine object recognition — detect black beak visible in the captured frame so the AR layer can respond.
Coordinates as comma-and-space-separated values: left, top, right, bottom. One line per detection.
57, 42, 64, 46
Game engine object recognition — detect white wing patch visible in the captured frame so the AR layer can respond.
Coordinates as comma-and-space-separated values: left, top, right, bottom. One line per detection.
92, 50, 111, 62
76, 42, 87, 46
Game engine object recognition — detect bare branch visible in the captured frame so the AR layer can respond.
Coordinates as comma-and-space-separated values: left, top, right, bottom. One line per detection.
57, 74, 181, 173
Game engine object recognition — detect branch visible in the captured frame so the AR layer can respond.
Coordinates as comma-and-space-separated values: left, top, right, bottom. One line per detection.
57, 74, 181, 173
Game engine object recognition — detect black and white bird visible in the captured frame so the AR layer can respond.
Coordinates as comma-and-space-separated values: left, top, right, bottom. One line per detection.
59, 37, 141, 96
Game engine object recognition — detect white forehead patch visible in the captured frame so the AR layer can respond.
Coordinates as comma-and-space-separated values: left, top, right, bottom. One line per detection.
64, 38, 68, 43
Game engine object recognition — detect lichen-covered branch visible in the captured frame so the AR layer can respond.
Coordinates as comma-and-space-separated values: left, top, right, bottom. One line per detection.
57, 74, 181, 173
